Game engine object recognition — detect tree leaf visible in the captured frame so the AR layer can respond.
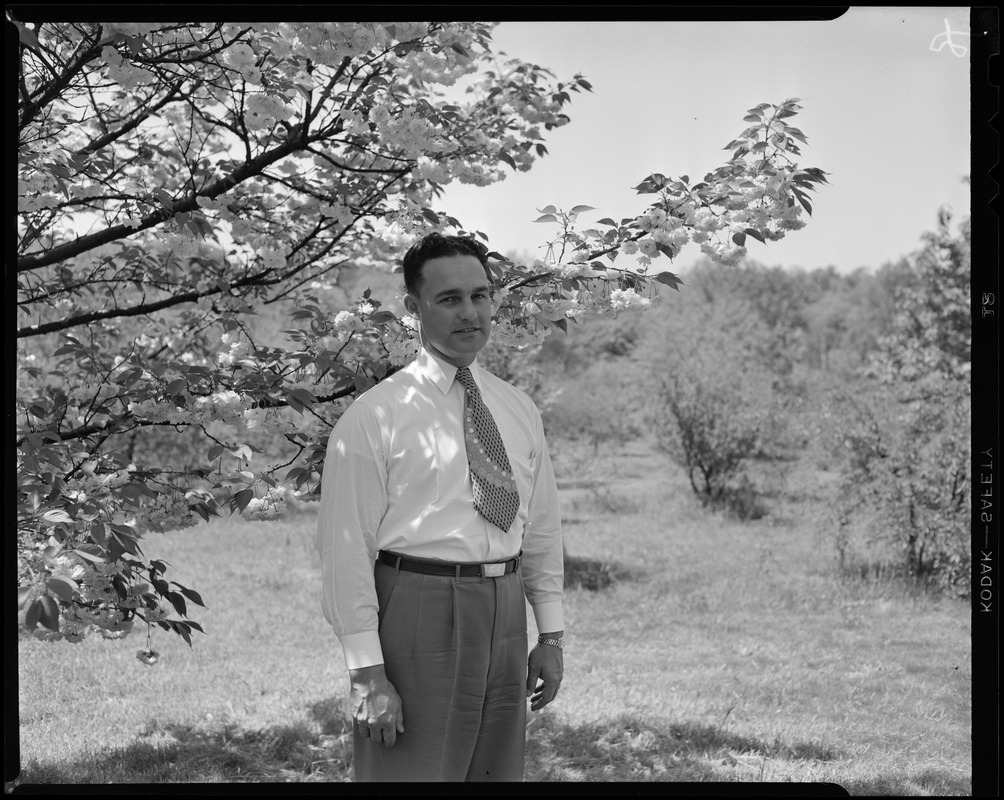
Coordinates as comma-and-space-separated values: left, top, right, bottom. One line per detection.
47, 576, 79, 603
166, 591, 188, 618
654, 271, 684, 290
38, 596, 60, 632
90, 522, 107, 548
109, 526, 142, 556
288, 387, 317, 407
792, 189, 813, 216
121, 482, 157, 500
570, 205, 595, 214
42, 509, 73, 524
175, 585, 206, 608
233, 488, 254, 512
229, 444, 253, 462
18, 587, 34, 610
25, 599, 42, 630
150, 559, 170, 575
71, 545, 107, 563
533, 214, 557, 224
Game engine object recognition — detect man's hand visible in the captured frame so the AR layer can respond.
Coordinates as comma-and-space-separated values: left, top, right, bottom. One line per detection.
526, 633, 563, 712
348, 664, 405, 746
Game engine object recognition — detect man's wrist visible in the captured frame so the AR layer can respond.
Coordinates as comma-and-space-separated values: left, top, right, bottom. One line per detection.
349, 663, 388, 686
537, 632, 564, 649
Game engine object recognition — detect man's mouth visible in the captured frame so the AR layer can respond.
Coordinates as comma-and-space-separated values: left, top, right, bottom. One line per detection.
455, 327, 480, 333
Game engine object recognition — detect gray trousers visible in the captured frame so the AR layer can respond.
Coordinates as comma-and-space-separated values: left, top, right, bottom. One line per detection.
352, 559, 528, 782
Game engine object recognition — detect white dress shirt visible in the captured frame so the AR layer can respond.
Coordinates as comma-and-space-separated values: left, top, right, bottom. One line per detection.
316, 347, 563, 670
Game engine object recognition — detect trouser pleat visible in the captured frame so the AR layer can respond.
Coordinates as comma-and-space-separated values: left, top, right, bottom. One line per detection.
352, 562, 527, 782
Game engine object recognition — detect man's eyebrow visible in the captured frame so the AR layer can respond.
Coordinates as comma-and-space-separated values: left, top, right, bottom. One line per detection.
432, 284, 491, 299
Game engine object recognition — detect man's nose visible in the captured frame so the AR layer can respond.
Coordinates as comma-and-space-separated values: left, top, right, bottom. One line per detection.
458, 297, 477, 318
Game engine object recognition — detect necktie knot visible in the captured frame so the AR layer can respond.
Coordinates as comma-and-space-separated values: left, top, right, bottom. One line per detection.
455, 366, 476, 393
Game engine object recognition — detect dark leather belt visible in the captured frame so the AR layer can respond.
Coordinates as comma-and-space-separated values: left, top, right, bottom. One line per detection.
378, 550, 520, 578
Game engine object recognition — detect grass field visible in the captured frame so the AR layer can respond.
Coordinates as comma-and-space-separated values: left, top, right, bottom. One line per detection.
12, 440, 972, 792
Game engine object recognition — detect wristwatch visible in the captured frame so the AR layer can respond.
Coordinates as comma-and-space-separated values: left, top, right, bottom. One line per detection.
538, 634, 564, 650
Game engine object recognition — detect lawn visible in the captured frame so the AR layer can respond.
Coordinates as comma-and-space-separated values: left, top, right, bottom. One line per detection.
12, 440, 972, 792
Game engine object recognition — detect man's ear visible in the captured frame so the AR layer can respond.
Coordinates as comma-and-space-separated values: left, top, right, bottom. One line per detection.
403, 293, 420, 317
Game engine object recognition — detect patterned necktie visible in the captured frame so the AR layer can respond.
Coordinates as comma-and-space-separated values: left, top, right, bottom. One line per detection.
455, 366, 520, 532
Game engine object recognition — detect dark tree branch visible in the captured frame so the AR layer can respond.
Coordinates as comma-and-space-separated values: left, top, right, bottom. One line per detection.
77, 79, 188, 156
18, 126, 309, 274
19, 28, 103, 131
17, 382, 361, 450
18, 272, 263, 338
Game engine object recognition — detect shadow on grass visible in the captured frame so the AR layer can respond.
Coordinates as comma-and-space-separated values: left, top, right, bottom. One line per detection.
524, 713, 843, 782
12, 706, 970, 794
13, 699, 355, 785
525, 714, 970, 793
564, 554, 632, 592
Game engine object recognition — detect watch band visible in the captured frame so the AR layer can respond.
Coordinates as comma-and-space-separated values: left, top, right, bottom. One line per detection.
538, 635, 564, 650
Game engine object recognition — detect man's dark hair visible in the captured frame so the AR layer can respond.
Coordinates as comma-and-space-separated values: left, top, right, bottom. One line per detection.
402, 233, 491, 296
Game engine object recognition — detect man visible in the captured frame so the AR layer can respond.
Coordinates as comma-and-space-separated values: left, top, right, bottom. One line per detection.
316, 233, 564, 782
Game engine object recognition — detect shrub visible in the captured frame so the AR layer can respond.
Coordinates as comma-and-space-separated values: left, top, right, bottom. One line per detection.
819, 209, 971, 597
639, 294, 782, 516
822, 376, 970, 596
542, 359, 643, 452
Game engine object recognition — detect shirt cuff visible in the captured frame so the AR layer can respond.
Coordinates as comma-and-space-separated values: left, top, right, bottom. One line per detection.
338, 630, 385, 671
531, 599, 564, 635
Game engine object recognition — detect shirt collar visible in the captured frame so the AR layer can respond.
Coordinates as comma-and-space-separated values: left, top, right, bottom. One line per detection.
417, 347, 484, 396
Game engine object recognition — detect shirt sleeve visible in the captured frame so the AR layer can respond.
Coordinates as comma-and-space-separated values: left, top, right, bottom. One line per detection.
519, 406, 564, 634
315, 399, 388, 670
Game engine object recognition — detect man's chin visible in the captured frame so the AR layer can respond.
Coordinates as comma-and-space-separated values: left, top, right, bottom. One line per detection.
453, 330, 488, 347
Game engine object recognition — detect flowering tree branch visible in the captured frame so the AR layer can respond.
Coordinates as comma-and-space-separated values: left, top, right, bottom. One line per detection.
15, 19, 826, 654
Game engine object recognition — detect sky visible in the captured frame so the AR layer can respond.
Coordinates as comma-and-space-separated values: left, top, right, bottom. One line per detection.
437, 8, 974, 274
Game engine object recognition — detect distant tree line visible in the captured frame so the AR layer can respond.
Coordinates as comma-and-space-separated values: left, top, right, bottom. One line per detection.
532, 206, 971, 596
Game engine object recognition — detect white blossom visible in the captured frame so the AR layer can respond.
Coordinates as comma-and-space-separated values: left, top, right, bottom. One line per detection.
386, 337, 420, 366
609, 289, 652, 311
334, 310, 367, 332
557, 262, 590, 279
637, 238, 659, 257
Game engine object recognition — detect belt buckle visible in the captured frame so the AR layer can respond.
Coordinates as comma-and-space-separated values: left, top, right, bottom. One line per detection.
481, 562, 505, 578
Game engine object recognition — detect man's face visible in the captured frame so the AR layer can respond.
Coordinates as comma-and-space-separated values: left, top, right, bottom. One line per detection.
404, 254, 492, 368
